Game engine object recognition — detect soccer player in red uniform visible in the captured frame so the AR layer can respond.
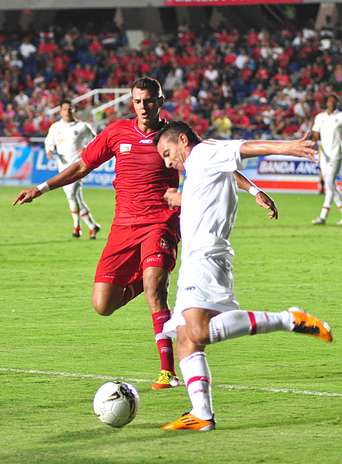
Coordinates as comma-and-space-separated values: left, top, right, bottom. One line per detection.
13, 77, 180, 389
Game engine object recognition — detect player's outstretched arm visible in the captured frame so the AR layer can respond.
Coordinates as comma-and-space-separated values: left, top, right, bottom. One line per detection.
234, 171, 278, 219
13, 160, 91, 206
240, 132, 316, 160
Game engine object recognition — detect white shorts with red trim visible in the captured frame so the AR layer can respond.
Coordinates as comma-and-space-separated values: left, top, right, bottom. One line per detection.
163, 251, 240, 338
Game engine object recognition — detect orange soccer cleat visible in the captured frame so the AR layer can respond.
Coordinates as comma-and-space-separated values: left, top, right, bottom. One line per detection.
152, 370, 180, 390
289, 307, 333, 343
162, 412, 216, 431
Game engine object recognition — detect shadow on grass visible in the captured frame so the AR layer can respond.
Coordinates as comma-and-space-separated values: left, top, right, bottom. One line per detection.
2, 414, 337, 464
42, 413, 330, 445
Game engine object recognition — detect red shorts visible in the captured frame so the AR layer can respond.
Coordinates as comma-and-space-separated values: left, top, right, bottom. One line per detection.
94, 221, 180, 287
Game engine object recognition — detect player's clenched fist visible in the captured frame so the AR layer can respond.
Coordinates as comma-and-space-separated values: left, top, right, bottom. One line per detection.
13, 187, 42, 206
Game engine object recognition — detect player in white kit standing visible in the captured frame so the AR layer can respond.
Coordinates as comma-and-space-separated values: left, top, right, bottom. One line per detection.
311, 94, 342, 225
155, 121, 333, 431
44, 100, 100, 238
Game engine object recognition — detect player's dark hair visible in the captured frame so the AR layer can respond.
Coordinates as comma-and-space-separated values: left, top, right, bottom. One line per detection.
131, 77, 164, 98
60, 99, 73, 107
154, 121, 201, 146
326, 93, 340, 105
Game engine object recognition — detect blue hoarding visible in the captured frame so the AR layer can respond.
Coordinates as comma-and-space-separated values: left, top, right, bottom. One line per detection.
0, 140, 115, 188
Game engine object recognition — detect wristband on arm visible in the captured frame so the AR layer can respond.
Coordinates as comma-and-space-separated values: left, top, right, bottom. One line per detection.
248, 186, 260, 197
37, 181, 50, 194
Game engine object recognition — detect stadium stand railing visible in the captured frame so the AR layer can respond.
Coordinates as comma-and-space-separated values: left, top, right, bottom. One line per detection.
48, 88, 131, 118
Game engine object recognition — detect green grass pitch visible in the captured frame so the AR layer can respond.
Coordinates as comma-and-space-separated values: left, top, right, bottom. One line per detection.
1, 186, 341, 464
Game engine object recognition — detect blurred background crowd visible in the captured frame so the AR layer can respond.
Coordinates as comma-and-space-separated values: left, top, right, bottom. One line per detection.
0, 10, 341, 139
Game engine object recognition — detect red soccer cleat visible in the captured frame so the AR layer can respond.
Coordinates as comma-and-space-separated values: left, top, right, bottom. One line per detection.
72, 226, 82, 238
89, 224, 101, 240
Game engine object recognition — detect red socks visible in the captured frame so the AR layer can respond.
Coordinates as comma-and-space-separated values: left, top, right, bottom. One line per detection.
152, 309, 175, 374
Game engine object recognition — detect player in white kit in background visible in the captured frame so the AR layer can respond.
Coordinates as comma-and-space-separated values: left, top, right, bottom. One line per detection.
155, 121, 333, 432
311, 94, 342, 225
44, 100, 100, 238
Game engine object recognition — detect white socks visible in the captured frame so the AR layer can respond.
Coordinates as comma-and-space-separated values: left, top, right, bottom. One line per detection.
320, 206, 329, 221
180, 352, 213, 420
208, 310, 292, 343
71, 212, 80, 228
80, 209, 96, 229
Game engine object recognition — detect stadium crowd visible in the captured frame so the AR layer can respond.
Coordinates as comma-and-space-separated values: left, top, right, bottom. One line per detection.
0, 20, 341, 139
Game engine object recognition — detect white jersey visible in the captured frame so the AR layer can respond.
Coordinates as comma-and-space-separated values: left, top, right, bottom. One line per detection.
45, 119, 96, 171
163, 139, 244, 336
312, 110, 342, 160
180, 139, 244, 260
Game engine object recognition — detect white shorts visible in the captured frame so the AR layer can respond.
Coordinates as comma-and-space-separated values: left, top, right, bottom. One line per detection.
163, 251, 240, 338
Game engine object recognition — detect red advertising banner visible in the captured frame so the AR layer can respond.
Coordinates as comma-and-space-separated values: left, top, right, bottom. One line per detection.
165, 0, 303, 5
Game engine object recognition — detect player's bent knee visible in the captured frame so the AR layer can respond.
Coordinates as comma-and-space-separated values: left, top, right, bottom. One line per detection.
93, 302, 114, 316
92, 283, 126, 316
92, 296, 120, 316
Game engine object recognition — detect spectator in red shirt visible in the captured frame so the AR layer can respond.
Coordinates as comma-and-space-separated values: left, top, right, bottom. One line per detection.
22, 117, 37, 136
274, 69, 290, 87
81, 64, 96, 83
38, 38, 58, 55
247, 28, 258, 47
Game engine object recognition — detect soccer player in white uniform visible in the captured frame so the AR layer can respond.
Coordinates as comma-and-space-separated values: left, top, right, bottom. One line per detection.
155, 121, 333, 431
311, 94, 342, 225
45, 100, 100, 238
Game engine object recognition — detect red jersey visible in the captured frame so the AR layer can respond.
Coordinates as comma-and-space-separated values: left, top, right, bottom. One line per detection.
82, 118, 179, 225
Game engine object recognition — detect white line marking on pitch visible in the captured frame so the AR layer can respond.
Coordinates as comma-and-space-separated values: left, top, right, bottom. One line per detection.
216, 384, 342, 398
1, 367, 341, 398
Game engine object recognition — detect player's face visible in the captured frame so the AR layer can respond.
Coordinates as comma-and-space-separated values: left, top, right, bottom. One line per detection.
157, 135, 186, 171
132, 88, 163, 128
326, 96, 338, 112
60, 103, 74, 122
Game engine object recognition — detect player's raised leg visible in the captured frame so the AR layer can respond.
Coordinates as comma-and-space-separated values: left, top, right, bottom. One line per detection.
207, 307, 332, 344
91, 226, 146, 315
92, 277, 145, 315
92, 282, 129, 315
91, 222, 179, 389
162, 306, 332, 431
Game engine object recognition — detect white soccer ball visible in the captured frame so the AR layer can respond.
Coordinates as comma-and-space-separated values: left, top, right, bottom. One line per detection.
93, 381, 139, 428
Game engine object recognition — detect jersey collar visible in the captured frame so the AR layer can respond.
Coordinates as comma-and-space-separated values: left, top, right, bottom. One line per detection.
325, 109, 339, 116
132, 118, 166, 138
